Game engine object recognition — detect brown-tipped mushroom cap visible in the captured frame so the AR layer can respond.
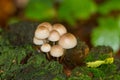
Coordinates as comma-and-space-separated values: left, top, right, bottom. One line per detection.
41, 43, 51, 52
48, 30, 60, 42
37, 22, 52, 31
33, 37, 44, 45
53, 24, 67, 36
50, 45, 64, 57
35, 26, 49, 39
58, 33, 77, 49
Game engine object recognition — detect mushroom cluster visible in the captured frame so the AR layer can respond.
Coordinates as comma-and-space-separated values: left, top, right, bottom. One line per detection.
33, 22, 77, 61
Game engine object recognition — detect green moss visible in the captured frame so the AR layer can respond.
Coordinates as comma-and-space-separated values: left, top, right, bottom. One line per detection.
0, 26, 120, 80
0, 32, 65, 80
85, 46, 113, 62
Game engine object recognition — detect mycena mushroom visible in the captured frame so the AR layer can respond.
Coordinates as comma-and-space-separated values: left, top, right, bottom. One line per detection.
53, 23, 67, 36
34, 26, 49, 43
58, 33, 77, 49
50, 45, 64, 61
37, 22, 52, 31
48, 30, 60, 45
41, 43, 51, 60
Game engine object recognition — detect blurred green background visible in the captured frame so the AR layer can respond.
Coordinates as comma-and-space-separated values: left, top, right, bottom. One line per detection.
0, 0, 120, 52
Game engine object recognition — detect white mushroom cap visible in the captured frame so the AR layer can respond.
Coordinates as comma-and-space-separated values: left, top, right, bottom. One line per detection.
53, 24, 67, 36
58, 33, 77, 49
41, 43, 51, 52
50, 45, 64, 57
37, 22, 52, 31
48, 30, 60, 42
33, 37, 44, 45
34, 26, 49, 39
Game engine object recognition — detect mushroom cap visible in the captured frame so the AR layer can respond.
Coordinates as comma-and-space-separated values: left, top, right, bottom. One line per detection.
53, 24, 67, 36
41, 43, 51, 52
33, 37, 44, 45
48, 30, 60, 42
50, 45, 64, 57
35, 26, 49, 39
37, 22, 52, 31
58, 33, 77, 49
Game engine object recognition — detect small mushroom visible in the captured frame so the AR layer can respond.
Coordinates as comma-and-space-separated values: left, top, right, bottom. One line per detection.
41, 43, 51, 60
48, 30, 60, 45
37, 22, 52, 31
58, 33, 77, 49
50, 45, 64, 61
33, 37, 44, 45
34, 26, 49, 41
53, 24, 67, 36
33, 37, 44, 52
41, 43, 51, 52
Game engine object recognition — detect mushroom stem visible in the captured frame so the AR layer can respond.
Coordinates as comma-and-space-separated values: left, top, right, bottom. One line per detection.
46, 52, 51, 60
60, 49, 66, 62
53, 42, 56, 45
60, 54, 64, 62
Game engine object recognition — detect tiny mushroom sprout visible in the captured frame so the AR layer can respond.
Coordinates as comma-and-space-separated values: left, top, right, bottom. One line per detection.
50, 45, 64, 61
37, 22, 53, 31
53, 23, 67, 36
34, 26, 49, 40
41, 43, 51, 59
58, 33, 77, 49
48, 30, 60, 44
